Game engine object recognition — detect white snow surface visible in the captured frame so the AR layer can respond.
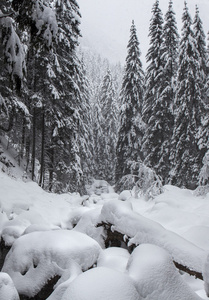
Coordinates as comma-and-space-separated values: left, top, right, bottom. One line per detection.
0, 272, 19, 300
97, 247, 130, 272
1, 167, 209, 298
99, 198, 207, 274
61, 267, 141, 300
127, 244, 202, 300
2, 230, 101, 297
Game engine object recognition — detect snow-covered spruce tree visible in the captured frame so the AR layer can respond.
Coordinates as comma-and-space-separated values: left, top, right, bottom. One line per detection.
205, 32, 209, 104
10, 0, 58, 181
142, 0, 175, 182
0, 2, 29, 133
40, 0, 86, 193
77, 56, 94, 186
96, 69, 119, 184
142, 0, 164, 125
193, 7, 209, 181
115, 21, 145, 187
193, 5, 207, 80
170, 2, 205, 189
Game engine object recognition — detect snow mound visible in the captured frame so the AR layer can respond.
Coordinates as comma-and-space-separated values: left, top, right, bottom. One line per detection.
118, 190, 132, 201
61, 267, 141, 300
97, 247, 130, 272
46, 261, 82, 300
2, 230, 101, 297
127, 244, 202, 300
99, 199, 206, 273
0, 272, 19, 300
86, 179, 113, 195
74, 208, 105, 247
182, 226, 209, 251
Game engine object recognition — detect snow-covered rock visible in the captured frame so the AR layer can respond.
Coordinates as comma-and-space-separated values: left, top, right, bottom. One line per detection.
97, 247, 130, 272
127, 244, 202, 300
86, 179, 112, 195
0, 272, 19, 300
61, 267, 141, 300
118, 190, 132, 201
2, 230, 101, 298
46, 261, 82, 300
74, 208, 105, 247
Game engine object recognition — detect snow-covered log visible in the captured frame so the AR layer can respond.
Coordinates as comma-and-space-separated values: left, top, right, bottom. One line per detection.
97, 199, 207, 280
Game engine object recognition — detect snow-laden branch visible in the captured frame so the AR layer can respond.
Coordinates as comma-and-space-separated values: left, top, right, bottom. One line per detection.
31, 0, 58, 47
0, 15, 26, 88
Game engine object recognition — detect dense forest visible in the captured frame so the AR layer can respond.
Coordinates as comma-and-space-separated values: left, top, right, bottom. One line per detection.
0, 0, 208, 195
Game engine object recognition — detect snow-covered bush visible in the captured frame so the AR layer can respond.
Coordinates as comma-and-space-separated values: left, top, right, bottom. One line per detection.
60, 267, 141, 300
86, 179, 111, 196
2, 230, 101, 298
127, 244, 202, 300
116, 162, 163, 200
195, 150, 209, 196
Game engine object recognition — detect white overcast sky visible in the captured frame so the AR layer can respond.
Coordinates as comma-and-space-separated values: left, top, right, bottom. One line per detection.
78, 0, 209, 66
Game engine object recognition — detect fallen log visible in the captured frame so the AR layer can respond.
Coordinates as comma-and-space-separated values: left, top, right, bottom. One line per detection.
97, 221, 203, 280
97, 199, 207, 281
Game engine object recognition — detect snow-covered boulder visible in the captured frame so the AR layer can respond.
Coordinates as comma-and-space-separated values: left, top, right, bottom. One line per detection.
87, 179, 112, 195
74, 208, 105, 247
60, 267, 141, 300
127, 244, 202, 300
97, 247, 130, 272
118, 190, 132, 201
46, 261, 82, 300
2, 230, 101, 298
0, 272, 19, 300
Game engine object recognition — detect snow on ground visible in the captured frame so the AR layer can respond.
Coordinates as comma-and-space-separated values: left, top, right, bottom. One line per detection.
127, 244, 202, 300
99, 198, 207, 274
2, 230, 101, 297
0, 165, 209, 299
0, 272, 19, 300
60, 267, 141, 300
97, 247, 130, 272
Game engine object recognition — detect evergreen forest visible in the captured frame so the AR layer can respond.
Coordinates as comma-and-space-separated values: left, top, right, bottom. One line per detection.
0, 0, 209, 195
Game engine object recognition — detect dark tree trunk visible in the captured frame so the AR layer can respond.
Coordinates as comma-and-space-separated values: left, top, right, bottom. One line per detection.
31, 107, 36, 181
39, 108, 45, 187
48, 146, 54, 192
25, 135, 30, 173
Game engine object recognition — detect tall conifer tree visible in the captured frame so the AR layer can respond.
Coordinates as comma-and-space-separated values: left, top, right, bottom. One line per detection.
98, 69, 118, 184
170, 2, 204, 189
142, 0, 174, 181
142, 0, 164, 124
115, 21, 145, 184
193, 5, 207, 79
193, 6, 209, 176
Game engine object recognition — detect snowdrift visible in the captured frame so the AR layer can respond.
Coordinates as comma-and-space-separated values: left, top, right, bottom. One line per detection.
2, 230, 101, 297
0, 171, 209, 299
